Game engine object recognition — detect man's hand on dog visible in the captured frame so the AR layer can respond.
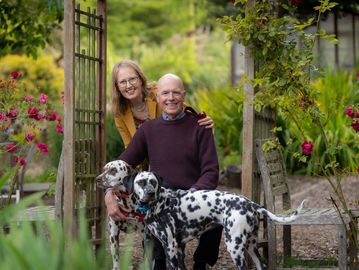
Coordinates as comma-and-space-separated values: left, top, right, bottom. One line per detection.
104, 192, 127, 221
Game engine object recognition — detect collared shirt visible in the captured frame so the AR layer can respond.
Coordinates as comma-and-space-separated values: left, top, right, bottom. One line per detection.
161, 109, 185, 121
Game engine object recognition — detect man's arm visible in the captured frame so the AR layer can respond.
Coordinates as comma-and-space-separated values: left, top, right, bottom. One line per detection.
104, 126, 148, 221
192, 128, 219, 190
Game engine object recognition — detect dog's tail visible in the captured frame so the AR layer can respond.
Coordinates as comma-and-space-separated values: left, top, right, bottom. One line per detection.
257, 199, 307, 223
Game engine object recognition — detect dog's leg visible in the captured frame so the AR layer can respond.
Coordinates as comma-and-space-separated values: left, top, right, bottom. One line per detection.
224, 226, 249, 270
108, 217, 120, 270
246, 235, 267, 270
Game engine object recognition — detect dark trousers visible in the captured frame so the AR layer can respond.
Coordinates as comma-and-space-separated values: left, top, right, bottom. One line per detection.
152, 226, 223, 269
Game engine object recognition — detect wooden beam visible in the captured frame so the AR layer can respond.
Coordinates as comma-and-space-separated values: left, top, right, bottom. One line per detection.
64, 0, 76, 240
241, 0, 255, 200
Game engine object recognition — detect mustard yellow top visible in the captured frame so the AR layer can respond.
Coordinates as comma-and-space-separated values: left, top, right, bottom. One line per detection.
114, 95, 161, 148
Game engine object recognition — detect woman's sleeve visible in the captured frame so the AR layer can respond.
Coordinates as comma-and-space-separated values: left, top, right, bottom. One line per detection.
114, 117, 132, 148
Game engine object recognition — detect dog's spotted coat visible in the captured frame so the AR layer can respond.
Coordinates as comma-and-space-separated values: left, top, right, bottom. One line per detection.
96, 160, 144, 270
124, 171, 306, 270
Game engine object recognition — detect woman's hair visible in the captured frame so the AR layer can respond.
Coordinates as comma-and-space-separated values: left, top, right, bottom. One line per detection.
110, 59, 153, 116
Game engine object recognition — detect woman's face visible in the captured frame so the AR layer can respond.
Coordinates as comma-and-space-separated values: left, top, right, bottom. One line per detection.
116, 66, 143, 101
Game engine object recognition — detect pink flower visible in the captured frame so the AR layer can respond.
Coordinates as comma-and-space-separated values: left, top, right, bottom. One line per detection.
6, 143, 17, 153
6, 108, 18, 119
39, 93, 47, 104
301, 140, 314, 155
28, 107, 39, 118
0, 112, 4, 121
351, 120, 359, 132
46, 111, 57, 121
357, 165, 359, 174
345, 107, 353, 117
356, 73, 359, 79
289, 0, 304, 5
13, 156, 27, 166
34, 113, 45, 121
25, 95, 32, 102
55, 122, 64, 134
57, 115, 62, 122
25, 132, 35, 142
36, 142, 48, 155
10, 71, 19, 79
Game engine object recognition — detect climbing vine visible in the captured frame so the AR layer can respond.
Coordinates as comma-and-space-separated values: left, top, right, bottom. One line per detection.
220, 0, 358, 262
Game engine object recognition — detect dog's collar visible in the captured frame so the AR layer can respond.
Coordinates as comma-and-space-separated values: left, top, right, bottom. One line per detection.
112, 189, 131, 199
118, 205, 146, 222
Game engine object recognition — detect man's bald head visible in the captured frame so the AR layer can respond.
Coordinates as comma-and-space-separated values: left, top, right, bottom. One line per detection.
156, 73, 186, 119
157, 73, 185, 91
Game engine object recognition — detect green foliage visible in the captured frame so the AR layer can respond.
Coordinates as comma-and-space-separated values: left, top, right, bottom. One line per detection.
0, 54, 64, 102
282, 70, 359, 174
106, 114, 124, 162
0, 0, 63, 58
189, 86, 244, 169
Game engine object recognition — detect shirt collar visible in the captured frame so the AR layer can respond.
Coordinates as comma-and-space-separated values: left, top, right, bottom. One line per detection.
161, 109, 185, 121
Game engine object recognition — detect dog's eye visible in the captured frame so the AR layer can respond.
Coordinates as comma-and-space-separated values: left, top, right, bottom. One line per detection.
137, 179, 146, 187
109, 168, 117, 175
150, 179, 157, 187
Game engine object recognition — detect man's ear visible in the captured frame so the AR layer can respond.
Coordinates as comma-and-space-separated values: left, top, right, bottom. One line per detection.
151, 171, 163, 188
123, 172, 137, 193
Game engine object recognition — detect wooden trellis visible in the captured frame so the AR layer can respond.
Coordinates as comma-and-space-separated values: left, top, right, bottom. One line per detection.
63, 0, 107, 246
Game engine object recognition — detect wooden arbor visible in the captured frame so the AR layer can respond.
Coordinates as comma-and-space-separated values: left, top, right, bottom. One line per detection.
63, 0, 107, 245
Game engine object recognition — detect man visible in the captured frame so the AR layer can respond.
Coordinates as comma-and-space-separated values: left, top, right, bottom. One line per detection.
106, 73, 222, 270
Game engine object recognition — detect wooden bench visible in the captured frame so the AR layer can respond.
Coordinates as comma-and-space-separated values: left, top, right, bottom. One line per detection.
255, 139, 355, 270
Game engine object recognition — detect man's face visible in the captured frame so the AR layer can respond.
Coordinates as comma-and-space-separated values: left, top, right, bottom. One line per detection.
157, 77, 186, 119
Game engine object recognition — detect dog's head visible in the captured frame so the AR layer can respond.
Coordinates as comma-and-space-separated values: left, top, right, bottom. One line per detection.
123, 171, 163, 204
96, 160, 133, 192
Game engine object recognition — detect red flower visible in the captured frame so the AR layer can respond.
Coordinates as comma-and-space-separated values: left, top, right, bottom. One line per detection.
13, 156, 26, 166
357, 165, 359, 174
345, 107, 353, 117
36, 142, 48, 155
356, 73, 359, 79
39, 93, 47, 104
25, 95, 32, 102
28, 107, 39, 118
25, 132, 35, 142
351, 120, 359, 132
0, 112, 4, 121
55, 122, 64, 134
34, 113, 45, 121
6, 108, 18, 119
6, 143, 17, 153
10, 71, 19, 79
289, 0, 304, 5
301, 140, 314, 155
46, 111, 57, 121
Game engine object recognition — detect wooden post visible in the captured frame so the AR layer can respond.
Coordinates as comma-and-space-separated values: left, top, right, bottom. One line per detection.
241, 0, 255, 200
64, 0, 76, 240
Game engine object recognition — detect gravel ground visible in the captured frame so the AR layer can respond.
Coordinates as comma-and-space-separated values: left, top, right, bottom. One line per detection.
114, 175, 359, 269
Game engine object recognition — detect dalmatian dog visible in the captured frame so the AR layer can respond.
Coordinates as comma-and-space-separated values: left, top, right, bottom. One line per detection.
96, 160, 146, 270
123, 171, 306, 270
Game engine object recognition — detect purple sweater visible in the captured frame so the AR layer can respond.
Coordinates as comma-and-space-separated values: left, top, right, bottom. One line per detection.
120, 114, 219, 190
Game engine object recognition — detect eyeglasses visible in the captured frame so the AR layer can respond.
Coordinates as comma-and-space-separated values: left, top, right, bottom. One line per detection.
159, 90, 185, 98
116, 76, 139, 89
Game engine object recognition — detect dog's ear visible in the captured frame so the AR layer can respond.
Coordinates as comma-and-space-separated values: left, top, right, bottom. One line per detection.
151, 171, 163, 188
123, 172, 137, 193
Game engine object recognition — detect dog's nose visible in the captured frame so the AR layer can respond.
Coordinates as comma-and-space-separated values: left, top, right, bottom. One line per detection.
147, 190, 155, 198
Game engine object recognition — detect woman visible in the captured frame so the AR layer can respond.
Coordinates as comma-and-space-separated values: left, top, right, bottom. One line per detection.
110, 59, 213, 148
106, 59, 213, 219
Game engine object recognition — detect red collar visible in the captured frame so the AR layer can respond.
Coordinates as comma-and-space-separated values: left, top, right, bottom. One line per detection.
118, 205, 146, 222
112, 190, 146, 222
112, 189, 130, 199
